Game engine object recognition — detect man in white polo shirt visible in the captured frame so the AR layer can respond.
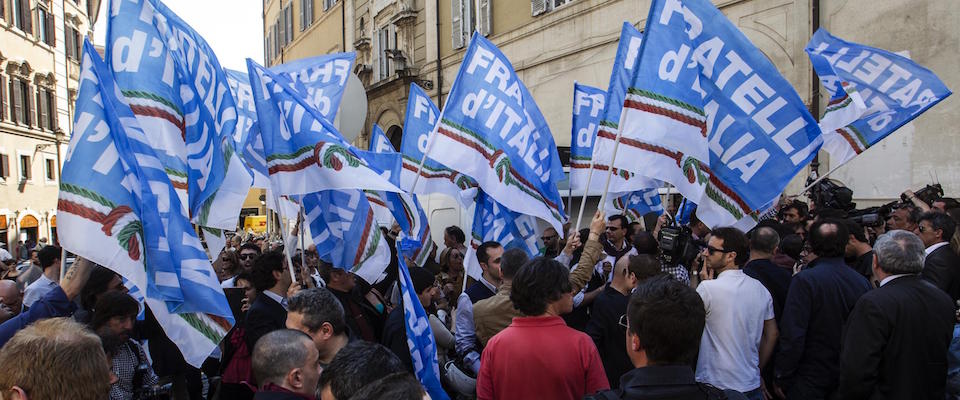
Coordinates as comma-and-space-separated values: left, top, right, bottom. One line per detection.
695, 227, 779, 400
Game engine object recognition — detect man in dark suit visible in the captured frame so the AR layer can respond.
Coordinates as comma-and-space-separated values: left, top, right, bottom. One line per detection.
917, 211, 960, 302
775, 219, 872, 400
245, 250, 292, 351
839, 230, 955, 399
743, 226, 792, 323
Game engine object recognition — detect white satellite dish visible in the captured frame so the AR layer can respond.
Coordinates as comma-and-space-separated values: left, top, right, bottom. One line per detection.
334, 73, 367, 142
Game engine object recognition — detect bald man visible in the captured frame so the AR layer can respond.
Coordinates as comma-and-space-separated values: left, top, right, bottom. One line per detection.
0, 281, 23, 323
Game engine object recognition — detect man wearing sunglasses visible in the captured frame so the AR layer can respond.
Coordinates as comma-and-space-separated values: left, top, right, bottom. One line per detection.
916, 212, 960, 303
695, 228, 778, 400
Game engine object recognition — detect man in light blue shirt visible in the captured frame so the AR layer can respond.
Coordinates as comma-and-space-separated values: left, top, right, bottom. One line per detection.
22, 246, 62, 308
455, 241, 502, 374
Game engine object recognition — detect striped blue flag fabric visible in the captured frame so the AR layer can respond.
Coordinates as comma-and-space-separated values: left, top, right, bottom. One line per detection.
463, 189, 539, 281
400, 83, 477, 200
604, 189, 664, 224
806, 28, 951, 166
301, 190, 391, 284
395, 244, 449, 400
60, 41, 233, 367
106, 0, 252, 229
425, 33, 567, 234
246, 60, 401, 195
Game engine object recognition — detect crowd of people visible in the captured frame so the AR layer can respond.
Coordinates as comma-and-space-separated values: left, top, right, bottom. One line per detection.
2, 182, 960, 400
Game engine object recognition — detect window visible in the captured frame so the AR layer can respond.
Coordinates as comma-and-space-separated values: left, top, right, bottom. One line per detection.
37, 5, 55, 46
9, 78, 32, 127
65, 25, 82, 62
323, 0, 335, 11
44, 158, 56, 181
373, 25, 396, 81
12, 0, 32, 34
284, 4, 293, 44
0, 154, 9, 179
0, 75, 5, 122
451, 0, 490, 49
19, 155, 31, 181
36, 87, 55, 130
532, 0, 574, 16
300, 0, 313, 31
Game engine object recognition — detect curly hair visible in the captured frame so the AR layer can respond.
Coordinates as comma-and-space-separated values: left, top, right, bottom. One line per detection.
509, 257, 571, 316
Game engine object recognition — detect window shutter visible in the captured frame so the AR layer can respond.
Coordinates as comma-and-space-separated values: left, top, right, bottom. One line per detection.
37, 89, 46, 130
46, 11, 54, 45
24, 83, 32, 127
285, 5, 293, 43
479, 0, 491, 36
0, 75, 5, 122
450, 0, 464, 49
531, 0, 548, 16
372, 28, 380, 81
47, 90, 55, 130
11, 80, 21, 125
65, 26, 74, 60
278, 15, 285, 48
21, 0, 31, 35
1, 155, 8, 178
25, 156, 31, 180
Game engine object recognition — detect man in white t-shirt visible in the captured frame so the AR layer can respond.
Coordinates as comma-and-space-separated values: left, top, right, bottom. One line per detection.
695, 227, 779, 400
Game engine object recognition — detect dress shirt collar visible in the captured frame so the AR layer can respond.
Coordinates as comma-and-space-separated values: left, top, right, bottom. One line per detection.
926, 241, 949, 257
879, 274, 911, 287
263, 289, 288, 310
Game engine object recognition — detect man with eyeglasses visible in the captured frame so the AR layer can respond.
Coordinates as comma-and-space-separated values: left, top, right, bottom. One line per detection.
775, 219, 871, 399
916, 211, 960, 302
604, 215, 638, 266
694, 228, 778, 400
223, 243, 261, 289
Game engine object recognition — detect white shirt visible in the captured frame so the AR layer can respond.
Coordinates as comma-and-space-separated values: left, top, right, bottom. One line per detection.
695, 269, 775, 392
23, 274, 57, 307
220, 276, 237, 289
926, 242, 949, 258
262, 290, 288, 310
880, 274, 911, 287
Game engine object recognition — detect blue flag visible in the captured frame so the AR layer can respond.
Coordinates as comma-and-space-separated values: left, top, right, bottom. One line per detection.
400, 83, 476, 200
226, 53, 355, 188
60, 41, 233, 367
369, 124, 395, 153
613, 0, 822, 230
301, 190, 391, 284
246, 60, 401, 195
806, 28, 951, 165
425, 33, 566, 233
604, 189, 664, 224
570, 83, 607, 193
106, 0, 252, 229
395, 244, 449, 400
589, 23, 654, 193
463, 189, 539, 281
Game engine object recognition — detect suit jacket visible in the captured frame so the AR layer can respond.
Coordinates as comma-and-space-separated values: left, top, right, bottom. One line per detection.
922, 245, 960, 303
586, 285, 632, 389
244, 293, 287, 351
838, 275, 955, 400
474, 282, 519, 346
775, 257, 871, 394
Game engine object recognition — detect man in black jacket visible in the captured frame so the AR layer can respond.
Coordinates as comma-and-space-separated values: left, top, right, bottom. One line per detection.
774, 219, 872, 399
839, 230, 955, 399
245, 251, 292, 351
917, 211, 960, 302
381, 266, 439, 372
587, 277, 745, 400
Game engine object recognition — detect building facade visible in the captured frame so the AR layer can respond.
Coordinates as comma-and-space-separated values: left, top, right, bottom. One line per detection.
0, 0, 99, 250
267, 0, 960, 211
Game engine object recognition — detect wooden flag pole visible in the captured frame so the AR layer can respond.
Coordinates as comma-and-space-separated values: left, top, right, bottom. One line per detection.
573, 161, 597, 232
409, 79, 456, 195
272, 193, 298, 285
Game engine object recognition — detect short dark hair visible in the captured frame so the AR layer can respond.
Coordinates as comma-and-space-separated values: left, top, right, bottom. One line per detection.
710, 227, 750, 266
631, 231, 659, 255
919, 211, 957, 242
809, 218, 849, 258
445, 226, 465, 245
627, 277, 705, 365
81, 265, 120, 310
476, 241, 502, 266
783, 200, 808, 219
510, 257, 572, 316
345, 372, 425, 400
841, 219, 868, 243
779, 234, 804, 260
239, 242, 262, 255
903, 205, 923, 225
252, 329, 314, 386
749, 227, 780, 254
37, 245, 61, 270
608, 214, 629, 230
319, 341, 406, 400
250, 250, 285, 292
499, 248, 529, 280
287, 288, 347, 335
90, 292, 139, 331
628, 254, 663, 281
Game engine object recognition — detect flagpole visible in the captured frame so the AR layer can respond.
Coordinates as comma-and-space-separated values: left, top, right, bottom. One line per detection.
59, 247, 67, 282
573, 162, 596, 232
272, 193, 298, 285
299, 206, 307, 280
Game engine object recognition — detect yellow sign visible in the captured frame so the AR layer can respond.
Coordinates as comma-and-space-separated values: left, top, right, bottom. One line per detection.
244, 215, 267, 233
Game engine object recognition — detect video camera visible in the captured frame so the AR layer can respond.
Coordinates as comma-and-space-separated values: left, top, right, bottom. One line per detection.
902, 183, 944, 205
658, 223, 702, 269
807, 177, 856, 212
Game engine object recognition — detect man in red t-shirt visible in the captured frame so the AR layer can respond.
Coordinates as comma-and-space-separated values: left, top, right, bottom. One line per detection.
477, 257, 609, 399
